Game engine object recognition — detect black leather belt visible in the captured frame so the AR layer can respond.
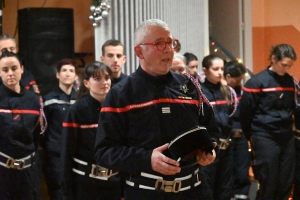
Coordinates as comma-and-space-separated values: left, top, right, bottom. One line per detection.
72, 157, 118, 180
126, 168, 201, 193
0, 151, 36, 170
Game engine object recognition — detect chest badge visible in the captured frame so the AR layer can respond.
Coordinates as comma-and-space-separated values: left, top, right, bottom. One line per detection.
179, 84, 189, 93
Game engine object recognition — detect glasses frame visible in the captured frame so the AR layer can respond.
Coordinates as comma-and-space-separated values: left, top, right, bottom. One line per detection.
139, 39, 179, 51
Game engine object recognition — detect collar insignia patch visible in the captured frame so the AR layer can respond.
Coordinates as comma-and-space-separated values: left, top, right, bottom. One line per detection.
179, 84, 189, 93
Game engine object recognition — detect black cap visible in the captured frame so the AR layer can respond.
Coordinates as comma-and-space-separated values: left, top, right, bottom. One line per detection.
168, 126, 214, 168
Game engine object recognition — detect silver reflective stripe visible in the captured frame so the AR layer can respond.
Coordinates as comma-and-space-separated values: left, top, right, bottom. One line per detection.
295, 129, 300, 140
234, 194, 249, 199
73, 157, 88, 165
72, 168, 85, 175
44, 99, 76, 106
141, 172, 162, 180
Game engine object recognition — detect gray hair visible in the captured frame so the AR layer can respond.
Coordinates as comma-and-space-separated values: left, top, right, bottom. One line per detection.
0, 34, 16, 44
134, 19, 169, 46
174, 53, 186, 64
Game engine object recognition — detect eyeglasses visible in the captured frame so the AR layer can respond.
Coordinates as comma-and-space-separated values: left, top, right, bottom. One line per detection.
139, 39, 179, 51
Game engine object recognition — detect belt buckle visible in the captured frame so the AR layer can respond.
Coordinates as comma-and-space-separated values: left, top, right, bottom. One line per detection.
220, 139, 230, 150
171, 180, 181, 193
155, 179, 182, 193
6, 158, 24, 169
91, 164, 116, 178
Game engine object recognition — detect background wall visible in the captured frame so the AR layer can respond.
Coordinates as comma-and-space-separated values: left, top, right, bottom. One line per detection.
94, 0, 209, 75
2, 0, 95, 64
252, 0, 300, 80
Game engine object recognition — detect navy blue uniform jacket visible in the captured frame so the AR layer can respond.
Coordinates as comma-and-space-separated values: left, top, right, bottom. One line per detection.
0, 84, 40, 158
239, 68, 296, 140
42, 86, 77, 153
95, 67, 219, 180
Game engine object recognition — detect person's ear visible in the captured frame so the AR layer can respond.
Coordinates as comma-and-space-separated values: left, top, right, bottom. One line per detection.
83, 79, 89, 89
271, 55, 276, 64
225, 74, 231, 81
134, 46, 144, 59
123, 55, 127, 63
100, 56, 104, 62
20, 65, 24, 74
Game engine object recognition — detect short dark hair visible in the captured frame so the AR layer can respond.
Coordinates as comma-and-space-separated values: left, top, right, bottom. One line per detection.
56, 59, 76, 72
0, 49, 22, 65
224, 60, 246, 77
101, 39, 124, 56
183, 52, 198, 65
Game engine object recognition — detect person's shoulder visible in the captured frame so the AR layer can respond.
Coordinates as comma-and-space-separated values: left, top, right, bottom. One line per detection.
23, 89, 40, 105
42, 87, 60, 100
22, 69, 35, 78
244, 69, 267, 87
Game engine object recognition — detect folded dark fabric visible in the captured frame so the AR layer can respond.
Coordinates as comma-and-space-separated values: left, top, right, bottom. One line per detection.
168, 126, 214, 168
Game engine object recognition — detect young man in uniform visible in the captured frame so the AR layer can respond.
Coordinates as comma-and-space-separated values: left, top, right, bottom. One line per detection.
95, 19, 219, 200
101, 39, 127, 87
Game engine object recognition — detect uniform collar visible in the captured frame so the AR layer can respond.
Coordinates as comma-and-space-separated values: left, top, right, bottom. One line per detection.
267, 66, 289, 79
204, 78, 221, 91
53, 85, 77, 101
0, 83, 25, 97
136, 66, 173, 86
87, 92, 102, 110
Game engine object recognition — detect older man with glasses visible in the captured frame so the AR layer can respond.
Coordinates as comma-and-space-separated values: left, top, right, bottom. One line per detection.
95, 19, 219, 200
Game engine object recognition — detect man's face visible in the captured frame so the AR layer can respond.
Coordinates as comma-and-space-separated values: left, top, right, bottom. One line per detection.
135, 26, 174, 76
0, 56, 23, 89
171, 58, 186, 74
101, 45, 126, 77
0, 39, 17, 55
187, 60, 199, 77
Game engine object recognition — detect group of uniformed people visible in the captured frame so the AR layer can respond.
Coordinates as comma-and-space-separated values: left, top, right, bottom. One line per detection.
0, 19, 300, 200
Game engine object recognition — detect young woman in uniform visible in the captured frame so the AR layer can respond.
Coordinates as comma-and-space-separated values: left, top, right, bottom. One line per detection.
240, 44, 297, 199
60, 61, 122, 199
199, 54, 237, 200
0, 50, 44, 199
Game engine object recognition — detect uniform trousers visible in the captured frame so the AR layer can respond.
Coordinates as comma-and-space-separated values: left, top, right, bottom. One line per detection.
199, 145, 234, 200
124, 182, 205, 200
43, 150, 63, 200
293, 138, 300, 200
0, 163, 40, 200
232, 135, 251, 199
251, 133, 294, 200
70, 173, 122, 200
